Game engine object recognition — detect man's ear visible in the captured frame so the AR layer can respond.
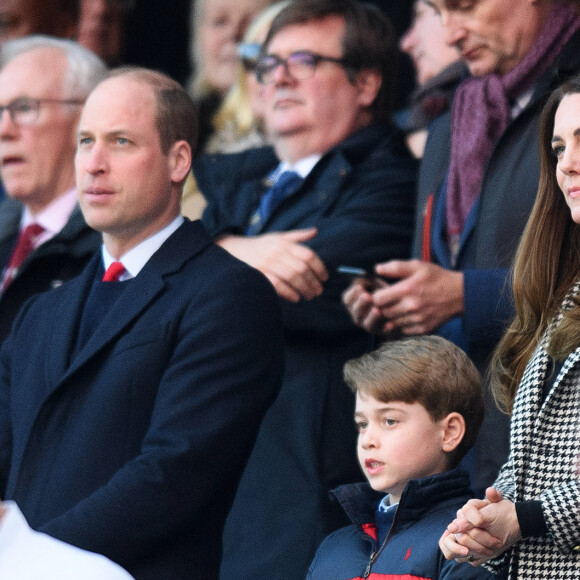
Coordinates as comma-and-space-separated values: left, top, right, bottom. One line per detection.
355, 69, 382, 108
440, 412, 466, 454
168, 140, 192, 184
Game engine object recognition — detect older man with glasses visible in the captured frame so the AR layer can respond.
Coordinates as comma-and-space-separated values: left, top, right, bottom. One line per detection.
194, 0, 417, 578
0, 36, 107, 342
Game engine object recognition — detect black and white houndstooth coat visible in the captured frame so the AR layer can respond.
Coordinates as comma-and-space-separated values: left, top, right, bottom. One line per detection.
485, 283, 580, 579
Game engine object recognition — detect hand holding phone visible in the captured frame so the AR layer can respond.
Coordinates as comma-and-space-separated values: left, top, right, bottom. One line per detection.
336, 266, 388, 291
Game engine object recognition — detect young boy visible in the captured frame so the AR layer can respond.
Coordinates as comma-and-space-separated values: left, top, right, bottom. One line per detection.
307, 335, 494, 579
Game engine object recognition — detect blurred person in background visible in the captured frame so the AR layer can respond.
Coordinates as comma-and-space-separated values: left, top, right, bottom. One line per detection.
205, 0, 290, 154
182, 0, 288, 219
77, 0, 124, 65
0, 36, 106, 342
188, 0, 273, 154
396, 0, 466, 158
0, 0, 79, 42
0, 0, 81, 204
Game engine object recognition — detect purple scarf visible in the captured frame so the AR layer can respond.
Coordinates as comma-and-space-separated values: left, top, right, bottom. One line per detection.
446, 1, 580, 260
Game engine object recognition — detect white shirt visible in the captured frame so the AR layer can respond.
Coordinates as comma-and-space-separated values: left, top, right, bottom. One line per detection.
0, 502, 134, 580
275, 153, 322, 181
102, 215, 184, 281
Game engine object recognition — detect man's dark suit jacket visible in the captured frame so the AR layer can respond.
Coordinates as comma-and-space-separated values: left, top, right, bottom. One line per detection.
0, 219, 285, 580
412, 29, 580, 492
0, 196, 101, 343
197, 122, 418, 579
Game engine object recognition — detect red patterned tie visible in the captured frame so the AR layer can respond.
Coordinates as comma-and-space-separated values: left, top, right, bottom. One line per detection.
1, 223, 45, 291
102, 261, 126, 282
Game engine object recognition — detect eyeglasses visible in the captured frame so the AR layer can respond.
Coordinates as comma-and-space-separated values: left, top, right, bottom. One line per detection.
254, 50, 350, 85
0, 97, 84, 126
238, 43, 262, 71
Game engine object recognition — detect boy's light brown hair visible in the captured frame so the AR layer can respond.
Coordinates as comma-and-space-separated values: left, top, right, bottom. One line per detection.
344, 335, 483, 468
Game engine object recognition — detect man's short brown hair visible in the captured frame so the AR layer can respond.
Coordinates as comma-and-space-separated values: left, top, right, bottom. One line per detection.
107, 66, 198, 155
344, 336, 483, 467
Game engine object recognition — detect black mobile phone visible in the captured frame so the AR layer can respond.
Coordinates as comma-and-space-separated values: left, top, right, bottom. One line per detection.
336, 266, 388, 291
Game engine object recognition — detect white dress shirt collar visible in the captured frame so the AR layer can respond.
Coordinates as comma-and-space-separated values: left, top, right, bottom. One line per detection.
276, 153, 322, 181
101, 215, 184, 280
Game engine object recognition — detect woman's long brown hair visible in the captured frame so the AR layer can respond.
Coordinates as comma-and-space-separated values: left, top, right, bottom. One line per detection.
490, 76, 580, 413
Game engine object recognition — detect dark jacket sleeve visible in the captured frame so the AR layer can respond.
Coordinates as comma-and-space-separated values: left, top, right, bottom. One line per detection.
197, 129, 418, 341
197, 146, 279, 237
463, 267, 514, 347
281, 145, 417, 340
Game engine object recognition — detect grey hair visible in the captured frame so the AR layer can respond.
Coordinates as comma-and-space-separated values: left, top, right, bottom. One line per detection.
0, 35, 108, 100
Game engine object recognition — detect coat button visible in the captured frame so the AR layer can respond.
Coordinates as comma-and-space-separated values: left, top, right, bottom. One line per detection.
573, 545, 580, 552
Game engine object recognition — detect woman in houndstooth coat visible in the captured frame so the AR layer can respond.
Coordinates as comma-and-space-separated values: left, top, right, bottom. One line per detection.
439, 76, 580, 578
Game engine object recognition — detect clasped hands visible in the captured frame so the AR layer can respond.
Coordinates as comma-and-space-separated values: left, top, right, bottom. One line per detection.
342, 259, 464, 335
439, 488, 522, 566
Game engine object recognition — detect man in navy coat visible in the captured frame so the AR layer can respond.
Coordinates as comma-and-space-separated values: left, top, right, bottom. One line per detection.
0, 67, 285, 580
196, 1, 417, 577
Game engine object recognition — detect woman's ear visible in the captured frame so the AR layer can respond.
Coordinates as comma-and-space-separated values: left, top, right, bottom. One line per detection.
441, 412, 466, 454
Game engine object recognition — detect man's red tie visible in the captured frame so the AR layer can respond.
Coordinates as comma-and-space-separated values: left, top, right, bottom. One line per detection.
1, 223, 45, 291
102, 261, 126, 282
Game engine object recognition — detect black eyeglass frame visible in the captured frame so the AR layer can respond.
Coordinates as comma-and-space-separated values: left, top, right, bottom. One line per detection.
0, 97, 84, 126
254, 50, 351, 85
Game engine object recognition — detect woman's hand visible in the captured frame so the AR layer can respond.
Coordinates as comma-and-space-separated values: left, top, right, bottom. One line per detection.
439, 488, 522, 565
